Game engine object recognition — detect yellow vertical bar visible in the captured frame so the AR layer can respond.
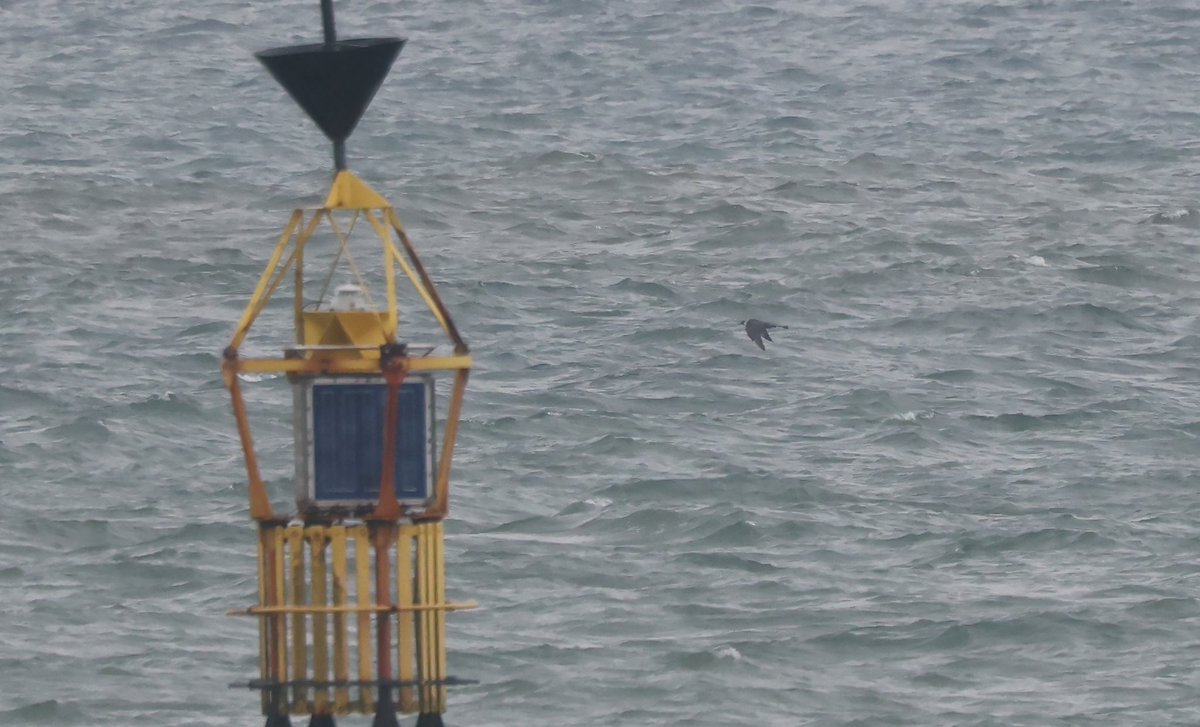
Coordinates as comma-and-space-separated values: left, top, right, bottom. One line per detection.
418, 523, 435, 713
272, 525, 289, 701
330, 525, 350, 713
427, 522, 441, 712
396, 525, 416, 712
415, 523, 426, 713
308, 527, 330, 717
433, 521, 448, 712
287, 526, 308, 712
353, 524, 375, 712
257, 527, 269, 715
294, 233, 305, 345
366, 210, 399, 338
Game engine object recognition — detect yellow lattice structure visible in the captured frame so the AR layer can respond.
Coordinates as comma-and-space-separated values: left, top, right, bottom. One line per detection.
222, 170, 474, 727
229, 523, 473, 720
227, 5, 481, 722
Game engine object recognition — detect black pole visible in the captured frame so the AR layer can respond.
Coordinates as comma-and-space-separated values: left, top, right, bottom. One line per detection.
320, 0, 336, 49
333, 139, 347, 171
320, 0, 346, 170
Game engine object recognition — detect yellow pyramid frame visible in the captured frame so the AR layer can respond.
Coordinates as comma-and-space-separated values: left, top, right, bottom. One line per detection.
221, 170, 472, 522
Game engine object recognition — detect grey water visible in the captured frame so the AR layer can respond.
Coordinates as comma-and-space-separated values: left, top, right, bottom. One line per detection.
4, 0, 1200, 724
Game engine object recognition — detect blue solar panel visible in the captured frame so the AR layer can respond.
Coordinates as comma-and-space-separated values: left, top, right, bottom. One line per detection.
309, 378, 432, 504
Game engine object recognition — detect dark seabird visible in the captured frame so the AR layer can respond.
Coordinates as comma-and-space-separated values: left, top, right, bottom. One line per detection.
741, 319, 788, 350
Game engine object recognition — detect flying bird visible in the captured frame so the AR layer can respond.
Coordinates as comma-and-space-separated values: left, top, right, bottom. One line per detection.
741, 319, 788, 350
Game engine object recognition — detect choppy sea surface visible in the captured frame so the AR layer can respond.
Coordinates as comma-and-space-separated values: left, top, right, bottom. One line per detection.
5, 0, 1200, 724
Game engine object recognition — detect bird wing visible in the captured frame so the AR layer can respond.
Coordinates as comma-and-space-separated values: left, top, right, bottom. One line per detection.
762, 330, 773, 342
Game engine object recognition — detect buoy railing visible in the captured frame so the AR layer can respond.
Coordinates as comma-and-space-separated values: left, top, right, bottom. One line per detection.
229, 522, 475, 720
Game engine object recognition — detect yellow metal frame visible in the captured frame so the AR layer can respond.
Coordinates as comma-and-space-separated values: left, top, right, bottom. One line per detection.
225, 171, 475, 721
234, 523, 470, 717
221, 170, 472, 522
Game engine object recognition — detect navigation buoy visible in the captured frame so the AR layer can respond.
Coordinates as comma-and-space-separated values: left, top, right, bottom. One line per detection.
221, 3, 475, 726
